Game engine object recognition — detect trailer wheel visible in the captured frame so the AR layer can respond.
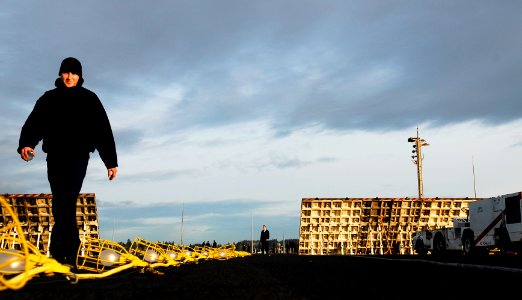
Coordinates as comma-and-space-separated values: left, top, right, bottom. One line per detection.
432, 233, 446, 256
414, 240, 427, 257
462, 233, 474, 255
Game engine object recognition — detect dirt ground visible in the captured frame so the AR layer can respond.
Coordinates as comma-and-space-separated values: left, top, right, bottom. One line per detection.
3, 254, 522, 299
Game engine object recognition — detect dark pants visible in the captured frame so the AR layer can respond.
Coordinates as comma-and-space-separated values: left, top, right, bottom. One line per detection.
261, 241, 269, 254
47, 153, 89, 265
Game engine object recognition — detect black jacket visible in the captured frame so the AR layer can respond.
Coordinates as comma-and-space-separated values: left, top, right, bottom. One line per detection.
260, 230, 269, 242
18, 78, 118, 168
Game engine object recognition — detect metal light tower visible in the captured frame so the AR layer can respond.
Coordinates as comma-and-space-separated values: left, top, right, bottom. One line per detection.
408, 127, 429, 199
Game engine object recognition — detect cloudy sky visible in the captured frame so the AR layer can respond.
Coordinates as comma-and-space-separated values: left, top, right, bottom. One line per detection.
1, 1, 521, 245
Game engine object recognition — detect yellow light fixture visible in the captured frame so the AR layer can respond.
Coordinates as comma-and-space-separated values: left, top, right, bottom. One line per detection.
129, 237, 179, 269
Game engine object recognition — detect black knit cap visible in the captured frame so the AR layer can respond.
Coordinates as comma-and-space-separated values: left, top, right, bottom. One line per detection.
58, 57, 82, 77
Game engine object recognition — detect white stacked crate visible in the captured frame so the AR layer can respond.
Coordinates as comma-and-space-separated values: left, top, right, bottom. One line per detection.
0, 193, 100, 255
298, 197, 478, 255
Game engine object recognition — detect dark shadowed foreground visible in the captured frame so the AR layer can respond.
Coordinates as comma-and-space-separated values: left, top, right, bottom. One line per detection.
3, 254, 522, 300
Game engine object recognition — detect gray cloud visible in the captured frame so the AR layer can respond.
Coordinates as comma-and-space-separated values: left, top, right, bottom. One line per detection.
3, 1, 521, 138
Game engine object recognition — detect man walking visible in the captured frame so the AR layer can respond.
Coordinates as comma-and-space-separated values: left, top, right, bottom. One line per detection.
17, 57, 118, 267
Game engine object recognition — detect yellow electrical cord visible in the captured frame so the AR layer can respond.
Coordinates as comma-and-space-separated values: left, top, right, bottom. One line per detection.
1, 195, 250, 291
1, 195, 71, 290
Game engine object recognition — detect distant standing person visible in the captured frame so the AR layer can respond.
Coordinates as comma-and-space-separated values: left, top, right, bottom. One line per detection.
17, 57, 118, 267
260, 225, 270, 255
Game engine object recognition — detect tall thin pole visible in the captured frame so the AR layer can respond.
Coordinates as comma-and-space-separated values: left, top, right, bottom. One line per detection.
251, 211, 254, 254
415, 128, 424, 199
180, 203, 184, 245
283, 232, 285, 254
112, 217, 115, 241
472, 156, 477, 198
408, 127, 429, 199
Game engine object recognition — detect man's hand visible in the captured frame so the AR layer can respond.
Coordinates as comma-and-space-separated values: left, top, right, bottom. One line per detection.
20, 147, 35, 161
108, 167, 118, 181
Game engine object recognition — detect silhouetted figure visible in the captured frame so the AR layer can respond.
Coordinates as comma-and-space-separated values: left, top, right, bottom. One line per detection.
260, 225, 270, 255
18, 57, 118, 267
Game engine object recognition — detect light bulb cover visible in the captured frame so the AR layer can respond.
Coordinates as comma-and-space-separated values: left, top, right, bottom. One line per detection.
99, 249, 121, 267
0, 251, 26, 273
144, 249, 158, 263
166, 251, 178, 259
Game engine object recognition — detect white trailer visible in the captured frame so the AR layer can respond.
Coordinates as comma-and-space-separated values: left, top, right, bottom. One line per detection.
412, 192, 522, 256
462, 191, 522, 255
412, 218, 470, 256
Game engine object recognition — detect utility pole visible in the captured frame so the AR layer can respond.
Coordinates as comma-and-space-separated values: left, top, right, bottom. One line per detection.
251, 211, 254, 254
472, 156, 477, 198
180, 203, 184, 245
408, 127, 430, 199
